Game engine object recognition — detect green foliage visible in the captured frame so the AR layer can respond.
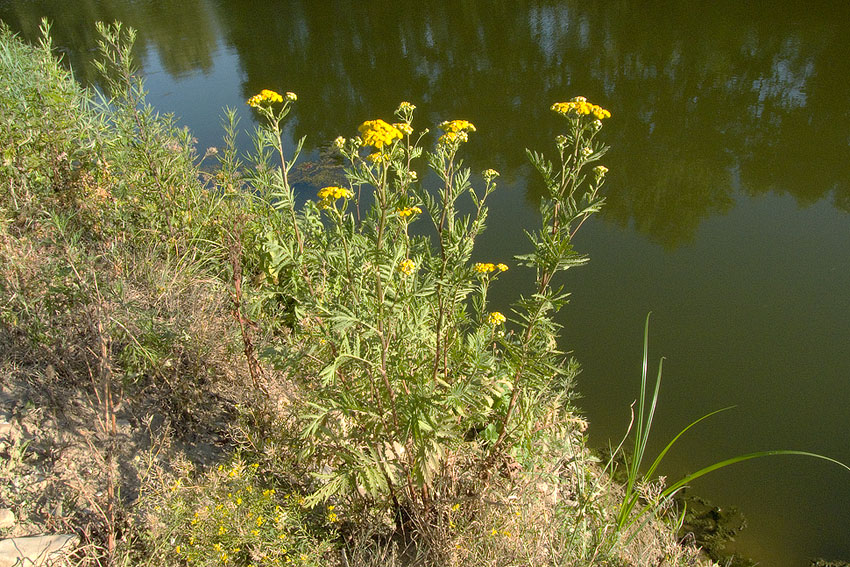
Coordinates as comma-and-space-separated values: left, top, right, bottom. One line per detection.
143, 457, 335, 567
0, 19, 103, 212
248, 98, 610, 512
610, 314, 850, 546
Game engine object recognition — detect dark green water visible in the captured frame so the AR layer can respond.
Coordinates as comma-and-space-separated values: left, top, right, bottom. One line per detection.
3, 1, 849, 564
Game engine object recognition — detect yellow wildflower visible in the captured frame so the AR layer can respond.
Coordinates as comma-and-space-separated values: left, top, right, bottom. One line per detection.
397, 101, 416, 113
496, 263, 508, 272
438, 131, 468, 145
394, 122, 414, 135
366, 151, 389, 163
397, 206, 422, 218
247, 89, 285, 107
317, 186, 353, 200
551, 96, 611, 120
398, 259, 416, 276
318, 186, 353, 208
285, 91, 297, 101
358, 119, 403, 149
594, 165, 608, 180
437, 120, 476, 147
474, 262, 496, 273
488, 312, 506, 326
439, 119, 476, 134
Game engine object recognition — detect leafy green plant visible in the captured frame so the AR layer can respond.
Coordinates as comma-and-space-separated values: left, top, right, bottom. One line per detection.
143, 457, 335, 567
612, 313, 850, 543
248, 93, 611, 515
0, 19, 103, 212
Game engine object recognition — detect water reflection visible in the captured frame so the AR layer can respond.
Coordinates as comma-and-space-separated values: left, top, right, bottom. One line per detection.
3, 0, 847, 246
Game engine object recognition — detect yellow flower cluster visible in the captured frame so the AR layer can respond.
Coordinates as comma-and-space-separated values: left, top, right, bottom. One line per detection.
358, 119, 404, 149
397, 101, 416, 113
438, 119, 476, 146
396, 206, 422, 218
317, 186, 353, 208
474, 262, 508, 273
398, 259, 416, 275
366, 152, 389, 163
593, 165, 608, 180
247, 89, 284, 107
488, 312, 506, 325
395, 122, 414, 135
551, 96, 611, 119
440, 120, 476, 133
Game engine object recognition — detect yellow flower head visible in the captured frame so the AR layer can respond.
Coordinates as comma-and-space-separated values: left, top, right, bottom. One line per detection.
247, 89, 285, 107
366, 151, 389, 163
439, 120, 476, 134
285, 91, 297, 102
437, 120, 476, 147
358, 119, 404, 149
551, 97, 611, 120
394, 122, 414, 136
397, 101, 416, 113
317, 186, 353, 208
488, 312, 506, 326
593, 165, 609, 180
398, 259, 416, 276
496, 263, 509, 272
396, 206, 422, 218
474, 262, 496, 274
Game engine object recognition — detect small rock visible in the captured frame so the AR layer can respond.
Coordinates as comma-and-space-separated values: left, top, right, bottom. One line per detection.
0, 534, 78, 567
0, 509, 13, 529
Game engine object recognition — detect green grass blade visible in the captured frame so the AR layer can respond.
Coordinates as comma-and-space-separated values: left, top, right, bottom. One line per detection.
643, 406, 735, 480
637, 355, 663, 475
661, 450, 850, 501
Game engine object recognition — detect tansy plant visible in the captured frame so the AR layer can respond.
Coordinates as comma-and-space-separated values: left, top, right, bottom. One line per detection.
249, 93, 610, 515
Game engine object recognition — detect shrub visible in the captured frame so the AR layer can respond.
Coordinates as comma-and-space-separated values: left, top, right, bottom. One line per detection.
248, 92, 609, 517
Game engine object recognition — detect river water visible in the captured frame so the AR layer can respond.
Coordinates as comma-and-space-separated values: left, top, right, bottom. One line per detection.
3, 1, 849, 564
